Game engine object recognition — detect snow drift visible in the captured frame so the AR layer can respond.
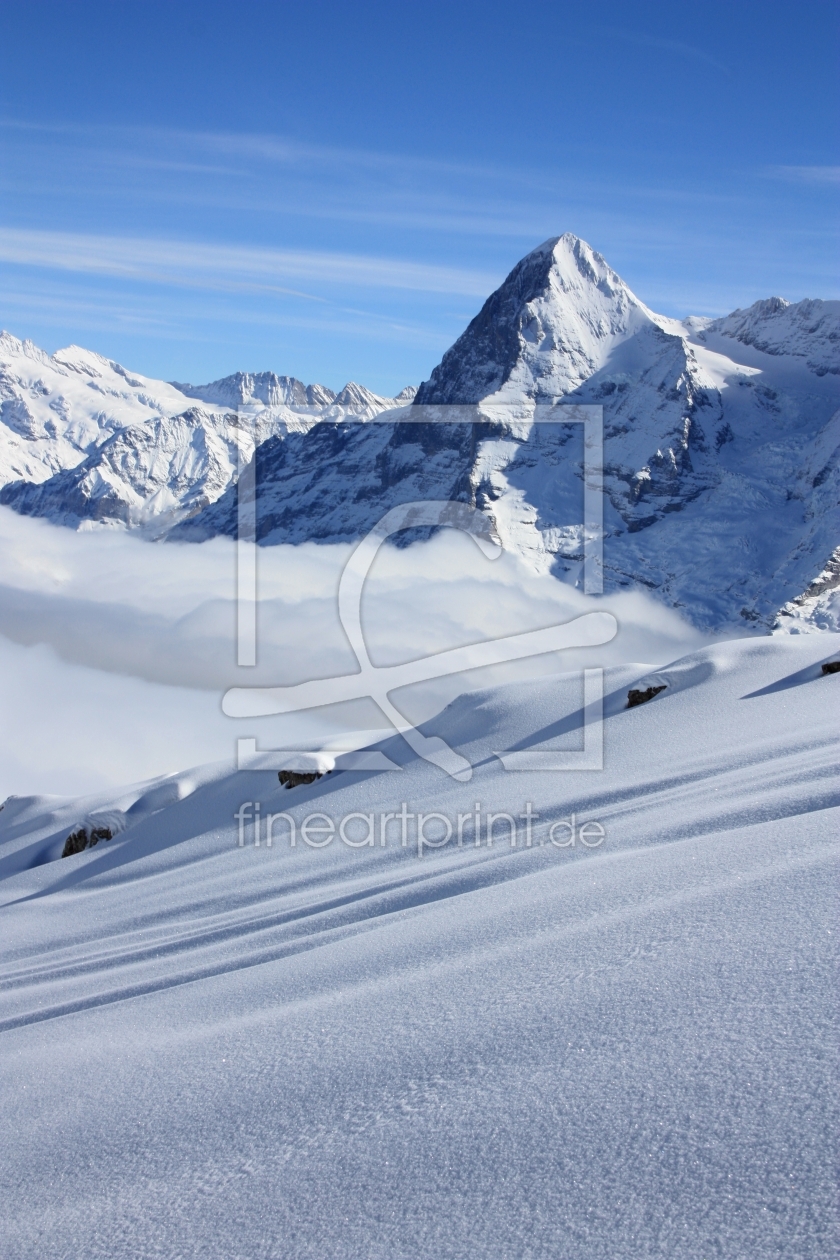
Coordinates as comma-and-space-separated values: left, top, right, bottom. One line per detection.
1, 633, 838, 1257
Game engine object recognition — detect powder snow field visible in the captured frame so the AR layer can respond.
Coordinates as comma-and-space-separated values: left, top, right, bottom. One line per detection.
1, 633, 838, 1258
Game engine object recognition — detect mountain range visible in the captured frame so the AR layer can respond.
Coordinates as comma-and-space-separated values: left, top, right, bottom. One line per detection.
0, 333, 412, 533
1, 234, 838, 632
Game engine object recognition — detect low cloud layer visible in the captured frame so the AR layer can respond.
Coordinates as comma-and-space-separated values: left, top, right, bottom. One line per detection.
0, 506, 720, 797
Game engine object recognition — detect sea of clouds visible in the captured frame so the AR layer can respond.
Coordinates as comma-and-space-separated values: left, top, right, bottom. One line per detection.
0, 506, 721, 798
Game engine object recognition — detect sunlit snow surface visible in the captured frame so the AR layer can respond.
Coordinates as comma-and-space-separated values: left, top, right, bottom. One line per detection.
1, 633, 837, 1258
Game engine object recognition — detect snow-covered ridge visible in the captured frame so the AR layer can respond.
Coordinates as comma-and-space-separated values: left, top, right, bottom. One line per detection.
0, 330, 413, 531
709, 296, 840, 377
172, 372, 418, 414
0, 330, 209, 489
171, 370, 337, 409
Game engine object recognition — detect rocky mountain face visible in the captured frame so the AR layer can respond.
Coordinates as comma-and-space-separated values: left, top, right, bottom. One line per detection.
1, 235, 838, 631
168, 416, 486, 547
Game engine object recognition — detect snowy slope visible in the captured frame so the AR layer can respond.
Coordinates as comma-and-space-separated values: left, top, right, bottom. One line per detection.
1, 633, 838, 1257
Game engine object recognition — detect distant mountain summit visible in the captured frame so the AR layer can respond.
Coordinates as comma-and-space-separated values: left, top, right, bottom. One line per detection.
1, 235, 838, 631
710, 296, 839, 377
416, 234, 653, 404
172, 371, 336, 409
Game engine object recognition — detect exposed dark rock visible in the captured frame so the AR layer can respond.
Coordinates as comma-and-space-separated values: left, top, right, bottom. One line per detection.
821, 661, 840, 675
715, 422, 734, 450
61, 826, 113, 857
278, 770, 323, 789
62, 828, 88, 857
414, 245, 559, 404
627, 685, 667, 709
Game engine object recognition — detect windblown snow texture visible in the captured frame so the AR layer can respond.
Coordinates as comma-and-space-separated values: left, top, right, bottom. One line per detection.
1, 634, 838, 1258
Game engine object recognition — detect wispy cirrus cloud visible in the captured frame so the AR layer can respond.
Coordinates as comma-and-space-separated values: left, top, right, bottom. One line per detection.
0, 117, 565, 241
0, 227, 500, 298
0, 285, 455, 351
0, 116, 766, 250
765, 165, 840, 186
0, 117, 835, 384
601, 28, 730, 75
0, 117, 519, 184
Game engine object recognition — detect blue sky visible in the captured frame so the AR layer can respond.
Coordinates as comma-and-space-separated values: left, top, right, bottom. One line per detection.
0, 0, 837, 394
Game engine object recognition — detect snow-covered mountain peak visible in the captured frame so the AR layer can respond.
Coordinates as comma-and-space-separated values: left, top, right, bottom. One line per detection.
539, 233, 639, 304
0, 330, 53, 369
1, 234, 837, 633
0, 333, 224, 492
173, 370, 337, 410
415, 233, 653, 405
51, 343, 114, 378
328, 381, 403, 419
709, 295, 840, 376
